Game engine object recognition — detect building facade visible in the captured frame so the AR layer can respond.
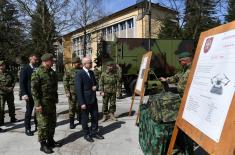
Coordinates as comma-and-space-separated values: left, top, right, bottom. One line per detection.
62, 2, 177, 67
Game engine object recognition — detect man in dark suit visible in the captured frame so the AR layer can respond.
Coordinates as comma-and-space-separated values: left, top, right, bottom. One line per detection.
20, 54, 38, 136
75, 57, 104, 142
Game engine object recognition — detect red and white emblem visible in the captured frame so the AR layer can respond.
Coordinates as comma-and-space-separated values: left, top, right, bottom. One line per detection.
204, 37, 213, 53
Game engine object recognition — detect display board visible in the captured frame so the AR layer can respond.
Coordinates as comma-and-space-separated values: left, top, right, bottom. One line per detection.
167, 21, 235, 155
129, 52, 152, 123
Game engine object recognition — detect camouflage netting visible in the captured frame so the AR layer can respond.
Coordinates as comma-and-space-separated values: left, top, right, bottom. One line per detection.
139, 92, 194, 155
139, 104, 174, 155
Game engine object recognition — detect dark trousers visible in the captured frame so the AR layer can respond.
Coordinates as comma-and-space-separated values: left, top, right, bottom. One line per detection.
81, 103, 98, 135
24, 97, 37, 130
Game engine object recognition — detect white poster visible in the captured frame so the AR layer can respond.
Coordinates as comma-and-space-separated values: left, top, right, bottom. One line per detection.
136, 57, 148, 92
182, 29, 235, 142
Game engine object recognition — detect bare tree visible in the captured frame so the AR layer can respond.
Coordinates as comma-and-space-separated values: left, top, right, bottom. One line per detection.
14, 0, 73, 35
70, 0, 105, 57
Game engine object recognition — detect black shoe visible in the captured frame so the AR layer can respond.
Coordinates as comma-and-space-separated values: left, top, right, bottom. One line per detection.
84, 134, 94, 142
10, 117, 19, 123
0, 128, 6, 133
70, 117, 75, 129
92, 133, 104, 139
40, 141, 53, 154
25, 129, 34, 136
48, 139, 62, 148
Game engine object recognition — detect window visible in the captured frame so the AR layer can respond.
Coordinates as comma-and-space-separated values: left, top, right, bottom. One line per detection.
113, 24, 119, 32
127, 19, 134, 28
120, 22, 126, 30
107, 27, 112, 34
102, 29, 106, 36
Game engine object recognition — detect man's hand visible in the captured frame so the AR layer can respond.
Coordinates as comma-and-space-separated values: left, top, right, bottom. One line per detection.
100, 92, 105, 97
81, 104, 86, 109
160, 77, 167, 82
22, 95, 29, 101
35, 106, 42, 113
92, 86, 97, 91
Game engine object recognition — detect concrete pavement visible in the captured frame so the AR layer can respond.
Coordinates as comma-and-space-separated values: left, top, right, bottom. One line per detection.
0, 82, 144, 155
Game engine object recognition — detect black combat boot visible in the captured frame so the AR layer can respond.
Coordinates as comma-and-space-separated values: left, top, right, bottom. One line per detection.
40, 140, 53, 154
0, 128, 6, 133
70, 117, 75, 129
47, 138, 62, 148
10, 117, 19, 123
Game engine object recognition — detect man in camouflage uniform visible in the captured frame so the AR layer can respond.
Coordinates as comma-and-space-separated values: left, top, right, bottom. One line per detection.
0, 60, 18, 128
159, 51, 194, 155
115, 64, 123, 99
99, 61, 118, 122
31, 53, 61, 154
63, 57, 82, 129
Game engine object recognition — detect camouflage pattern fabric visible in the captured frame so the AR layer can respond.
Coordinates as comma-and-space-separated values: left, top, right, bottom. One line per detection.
0, 70, 16, 123
115, 65, 122, 97
99, 69, 118, 115
31, 65, 58, 142
139, 104, 194, 155
148, 91, 181, 123
167, 64, 191, 97
63, 67, 81, 118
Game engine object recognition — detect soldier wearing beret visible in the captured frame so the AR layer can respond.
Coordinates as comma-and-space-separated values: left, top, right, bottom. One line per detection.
159, 51, 194, 155
63, 57, 82, 129
99, 61, 118, 122
31, 53, 61, 154
0, 60, 18, 133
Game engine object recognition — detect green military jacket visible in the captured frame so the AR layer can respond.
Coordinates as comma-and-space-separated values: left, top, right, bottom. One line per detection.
99, 70, 118, 93
31, 65, 58, 109
63, 67, 81, 95
167, 64, 191, 96
0, 70, 15, 95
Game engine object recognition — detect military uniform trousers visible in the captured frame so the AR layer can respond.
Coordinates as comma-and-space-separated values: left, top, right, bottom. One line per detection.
116, 81, 122, 97
102, 92, 116, 115
0, 92, 15, 124
36, 104, 56, 142
68, 94, 81, 118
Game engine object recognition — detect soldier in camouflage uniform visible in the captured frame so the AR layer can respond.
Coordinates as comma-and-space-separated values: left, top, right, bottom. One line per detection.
31, 53, 61, 154
99, 61, 118, 122
0, 60, 18, 127
159, 51, 194, 155
115, 64, 123, 99
63, 57, 82, 129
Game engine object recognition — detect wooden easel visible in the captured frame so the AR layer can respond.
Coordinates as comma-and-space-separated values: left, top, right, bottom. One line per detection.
128, 52, 152, 125
167, 21, 235, 155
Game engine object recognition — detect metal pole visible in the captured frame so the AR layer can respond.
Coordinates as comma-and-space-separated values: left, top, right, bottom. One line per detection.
148, 0, 151, 51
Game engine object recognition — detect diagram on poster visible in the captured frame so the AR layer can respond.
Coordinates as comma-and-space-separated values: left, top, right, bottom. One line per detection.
182, 29, 235, 142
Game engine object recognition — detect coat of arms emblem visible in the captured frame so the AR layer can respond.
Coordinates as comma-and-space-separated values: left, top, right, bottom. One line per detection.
204, 37, 213, 53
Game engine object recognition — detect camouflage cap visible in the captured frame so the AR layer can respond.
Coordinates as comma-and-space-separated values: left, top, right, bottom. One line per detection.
177, 51, 192, 59
0, 60, 5, 66
41, 53, 54, 61
106, 61, 115, 66
72, 57, 81, 63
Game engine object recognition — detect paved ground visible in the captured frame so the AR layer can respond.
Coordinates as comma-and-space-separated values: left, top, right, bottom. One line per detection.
0, 82, 144, 155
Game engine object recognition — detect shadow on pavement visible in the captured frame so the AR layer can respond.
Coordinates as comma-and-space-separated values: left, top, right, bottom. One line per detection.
99, 121, 126, 135
117, 111, 135, 117
59, 130, 84, 146
56, 119, 70, 127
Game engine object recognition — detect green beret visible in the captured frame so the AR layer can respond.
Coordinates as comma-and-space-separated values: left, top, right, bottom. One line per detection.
106, 61, 114, 66
0, 60, 5, 66
177, 51, 192, 59
41, 53, 54, 61
72, 57, 81, 63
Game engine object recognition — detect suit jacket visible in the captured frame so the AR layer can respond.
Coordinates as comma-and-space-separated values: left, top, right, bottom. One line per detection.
75, 68, 97, 105
20, 64, 34, 97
